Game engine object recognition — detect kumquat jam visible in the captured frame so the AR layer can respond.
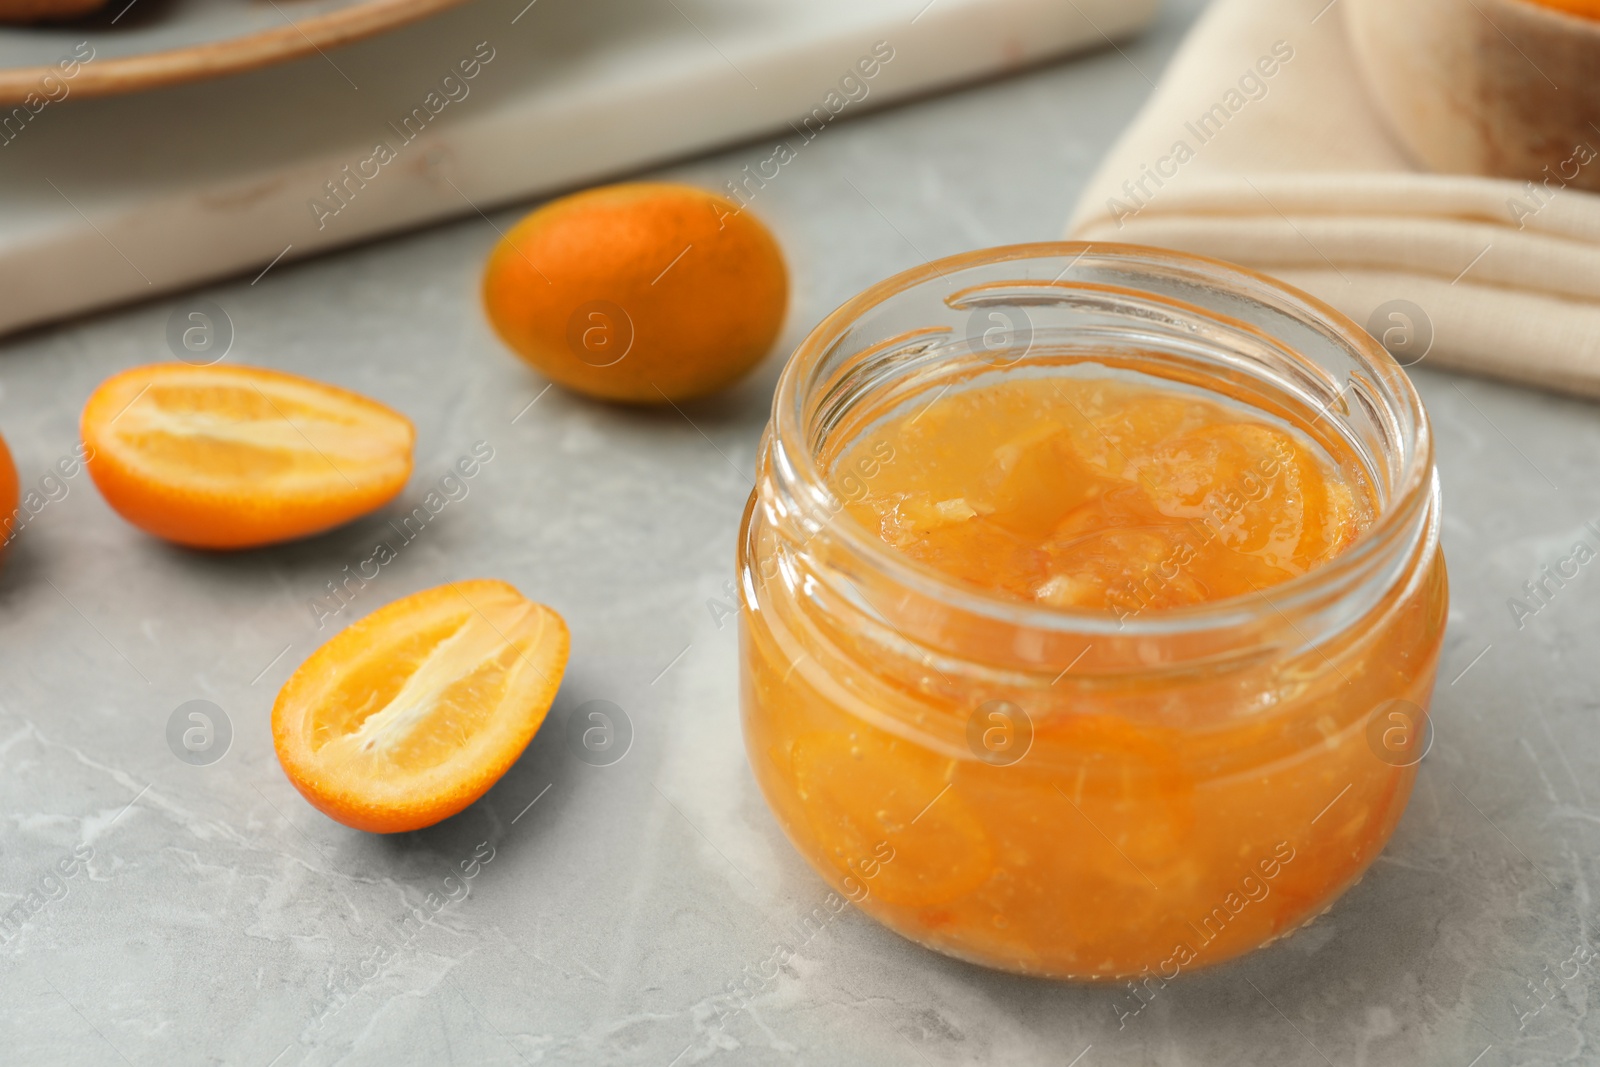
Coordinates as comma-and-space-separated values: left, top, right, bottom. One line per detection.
739, 244, 1446, 979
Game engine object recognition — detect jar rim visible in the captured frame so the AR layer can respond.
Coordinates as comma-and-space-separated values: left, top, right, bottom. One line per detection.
768, 241, 1436, 638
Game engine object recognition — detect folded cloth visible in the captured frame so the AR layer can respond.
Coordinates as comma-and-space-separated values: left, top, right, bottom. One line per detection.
1069, 0, 1600, 399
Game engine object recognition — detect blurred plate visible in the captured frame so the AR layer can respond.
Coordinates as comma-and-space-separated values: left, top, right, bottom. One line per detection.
0, 0, 471, 104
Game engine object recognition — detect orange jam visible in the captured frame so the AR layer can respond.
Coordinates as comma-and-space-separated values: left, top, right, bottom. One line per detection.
836, 377, 1373, 615
740, 243, 1446, 983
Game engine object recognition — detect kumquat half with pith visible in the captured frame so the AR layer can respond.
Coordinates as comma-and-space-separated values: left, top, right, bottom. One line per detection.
81, 362, 414, 549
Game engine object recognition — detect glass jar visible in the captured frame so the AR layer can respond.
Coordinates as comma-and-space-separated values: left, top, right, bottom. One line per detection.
738, 242, 1446, 981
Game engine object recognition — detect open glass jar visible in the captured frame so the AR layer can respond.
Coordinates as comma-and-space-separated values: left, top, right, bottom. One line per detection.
737, 243, 1447, 981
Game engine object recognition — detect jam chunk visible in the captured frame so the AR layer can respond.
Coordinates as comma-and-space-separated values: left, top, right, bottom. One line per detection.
838, 377, 1370, 616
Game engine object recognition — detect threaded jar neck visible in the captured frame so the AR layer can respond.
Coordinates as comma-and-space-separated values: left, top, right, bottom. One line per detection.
751, 242, 1438, 681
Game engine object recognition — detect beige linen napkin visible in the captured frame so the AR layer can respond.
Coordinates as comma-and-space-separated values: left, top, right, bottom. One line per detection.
1068, 0, 1600, 398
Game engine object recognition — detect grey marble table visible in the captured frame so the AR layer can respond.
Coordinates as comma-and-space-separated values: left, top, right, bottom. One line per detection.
2, 1, 1597, 1064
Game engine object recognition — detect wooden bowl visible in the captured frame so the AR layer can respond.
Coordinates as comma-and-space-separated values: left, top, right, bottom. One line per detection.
1345, 0, 1600, 190
0, 0, 110, 22
0, 0, 472, 105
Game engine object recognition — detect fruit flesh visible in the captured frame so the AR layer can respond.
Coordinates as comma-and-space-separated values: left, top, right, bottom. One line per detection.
741, 373, 1446, 978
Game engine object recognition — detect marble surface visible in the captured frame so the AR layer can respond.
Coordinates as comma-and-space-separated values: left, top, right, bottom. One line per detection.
0, 0, 1148, 334
1, 1, 1597, 1064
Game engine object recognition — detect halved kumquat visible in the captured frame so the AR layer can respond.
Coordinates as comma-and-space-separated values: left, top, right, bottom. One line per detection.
81, 363, 414, 549
272, 580, 569, 833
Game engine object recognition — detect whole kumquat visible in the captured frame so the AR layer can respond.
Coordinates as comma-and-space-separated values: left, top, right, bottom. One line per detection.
1520, 0, 1600, 18
482, 182, 789, 403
